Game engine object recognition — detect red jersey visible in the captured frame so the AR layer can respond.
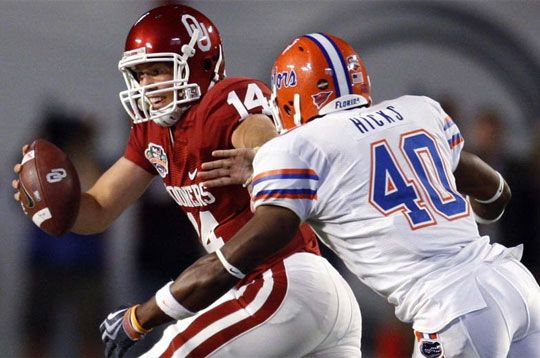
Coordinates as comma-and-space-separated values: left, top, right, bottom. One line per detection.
124, 77, 319, 281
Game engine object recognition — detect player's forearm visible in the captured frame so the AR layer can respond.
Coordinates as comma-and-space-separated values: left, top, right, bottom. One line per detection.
470, 179, 511, 222
455, 151, 511, 220
135, 206, 300, 330
222, 205, 300, 272
72, 157, 154, 234
134, 228, 265, 329
136, 253, 237, 329
71, 192, 119, 234
171, 253, 238, 311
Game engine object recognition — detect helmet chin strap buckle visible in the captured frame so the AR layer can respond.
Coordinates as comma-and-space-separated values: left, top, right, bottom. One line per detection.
181, 29, 200, 61
211, 45, 224, 84
152, 105, 189, 127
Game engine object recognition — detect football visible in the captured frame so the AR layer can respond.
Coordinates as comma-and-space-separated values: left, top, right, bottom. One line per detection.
18, 138, 81, 236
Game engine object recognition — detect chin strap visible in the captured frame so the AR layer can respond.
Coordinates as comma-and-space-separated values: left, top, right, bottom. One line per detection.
153, 105, 190, 127
181, 29, 199, 61
211, 45, 224, 85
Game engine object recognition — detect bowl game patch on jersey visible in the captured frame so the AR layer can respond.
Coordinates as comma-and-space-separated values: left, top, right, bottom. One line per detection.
145, 143, 169, 178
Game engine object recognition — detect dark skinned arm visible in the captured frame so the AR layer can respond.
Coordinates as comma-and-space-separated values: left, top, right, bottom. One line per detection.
454, 150, 511, 221
135, 205, 300, 329
134, 114, 279, 327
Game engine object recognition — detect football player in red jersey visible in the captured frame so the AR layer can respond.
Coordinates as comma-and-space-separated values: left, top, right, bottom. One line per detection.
13, 4, 361, 357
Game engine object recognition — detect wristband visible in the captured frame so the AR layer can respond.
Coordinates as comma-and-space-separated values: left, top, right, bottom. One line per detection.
215, 248, 246, 279
475, 172, 504, 204
155, 281, 194, 320
122, 307, 144, 340
473, 209, 505, 225
129, 304, 151, 334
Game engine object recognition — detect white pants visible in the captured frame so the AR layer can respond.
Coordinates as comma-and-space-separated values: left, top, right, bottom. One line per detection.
413, 259, 540, 358
142, 253, 361, 357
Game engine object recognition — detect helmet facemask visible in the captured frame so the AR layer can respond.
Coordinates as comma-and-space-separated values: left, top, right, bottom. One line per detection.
118, 29, 202, 127
269, 84, 303, 134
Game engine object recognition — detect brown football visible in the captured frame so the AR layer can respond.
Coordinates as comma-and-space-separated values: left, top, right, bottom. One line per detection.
18, 138, 81, 236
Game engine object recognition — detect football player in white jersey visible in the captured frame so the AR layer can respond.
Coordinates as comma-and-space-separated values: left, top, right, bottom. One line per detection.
115, 33, 540, 357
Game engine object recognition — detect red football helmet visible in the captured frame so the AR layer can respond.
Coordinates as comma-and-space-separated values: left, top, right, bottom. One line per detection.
119, 4, 225, 126
270, 33, 371, 132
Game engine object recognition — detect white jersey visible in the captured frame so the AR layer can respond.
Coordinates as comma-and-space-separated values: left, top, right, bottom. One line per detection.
252, 95, 521, 332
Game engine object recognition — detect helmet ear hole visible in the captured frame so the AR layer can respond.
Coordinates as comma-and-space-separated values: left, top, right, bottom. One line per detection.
283, 104, 292, 116
317, 79, 329, 90
202, 58, 213, 71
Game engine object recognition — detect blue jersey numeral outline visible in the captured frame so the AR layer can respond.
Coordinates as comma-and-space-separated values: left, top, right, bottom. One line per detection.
369, 129, 469, 230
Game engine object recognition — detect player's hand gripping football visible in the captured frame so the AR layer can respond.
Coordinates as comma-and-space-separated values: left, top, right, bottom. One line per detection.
12, 144, 29, 203
12, 139, 81, 236
199, 148, 258, 189
100, 305, 150, 358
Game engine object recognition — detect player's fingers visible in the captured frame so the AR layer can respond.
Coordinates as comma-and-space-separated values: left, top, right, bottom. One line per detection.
202, 178, 232, 188
198, 168, 229, 180
14, 192, 20, 201
21, 144, 29, 155
12, 179, 20, 189
211, 149, 240, 158
104, 342, 115, 358
201, 159, 232, 170
14, 163, 21, 173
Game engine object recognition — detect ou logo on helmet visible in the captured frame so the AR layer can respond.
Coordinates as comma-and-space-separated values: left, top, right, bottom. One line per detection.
182, 14, 211, 52
46, 168, 67, 183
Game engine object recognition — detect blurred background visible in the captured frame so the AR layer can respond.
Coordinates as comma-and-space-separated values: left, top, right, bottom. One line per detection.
1, 0, 539, 357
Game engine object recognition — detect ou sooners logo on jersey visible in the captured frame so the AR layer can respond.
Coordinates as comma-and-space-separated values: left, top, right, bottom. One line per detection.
182, 14, 211, 52
46, 168, 67, 183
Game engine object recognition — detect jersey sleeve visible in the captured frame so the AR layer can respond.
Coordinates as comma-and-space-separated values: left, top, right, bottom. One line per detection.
251, 139, 321, 222
423, 96, 464, 171
123, 125, 156, 175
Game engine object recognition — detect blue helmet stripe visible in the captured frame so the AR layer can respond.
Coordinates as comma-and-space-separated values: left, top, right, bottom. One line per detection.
319, 33, 353, 94
304, 33, 351, 97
